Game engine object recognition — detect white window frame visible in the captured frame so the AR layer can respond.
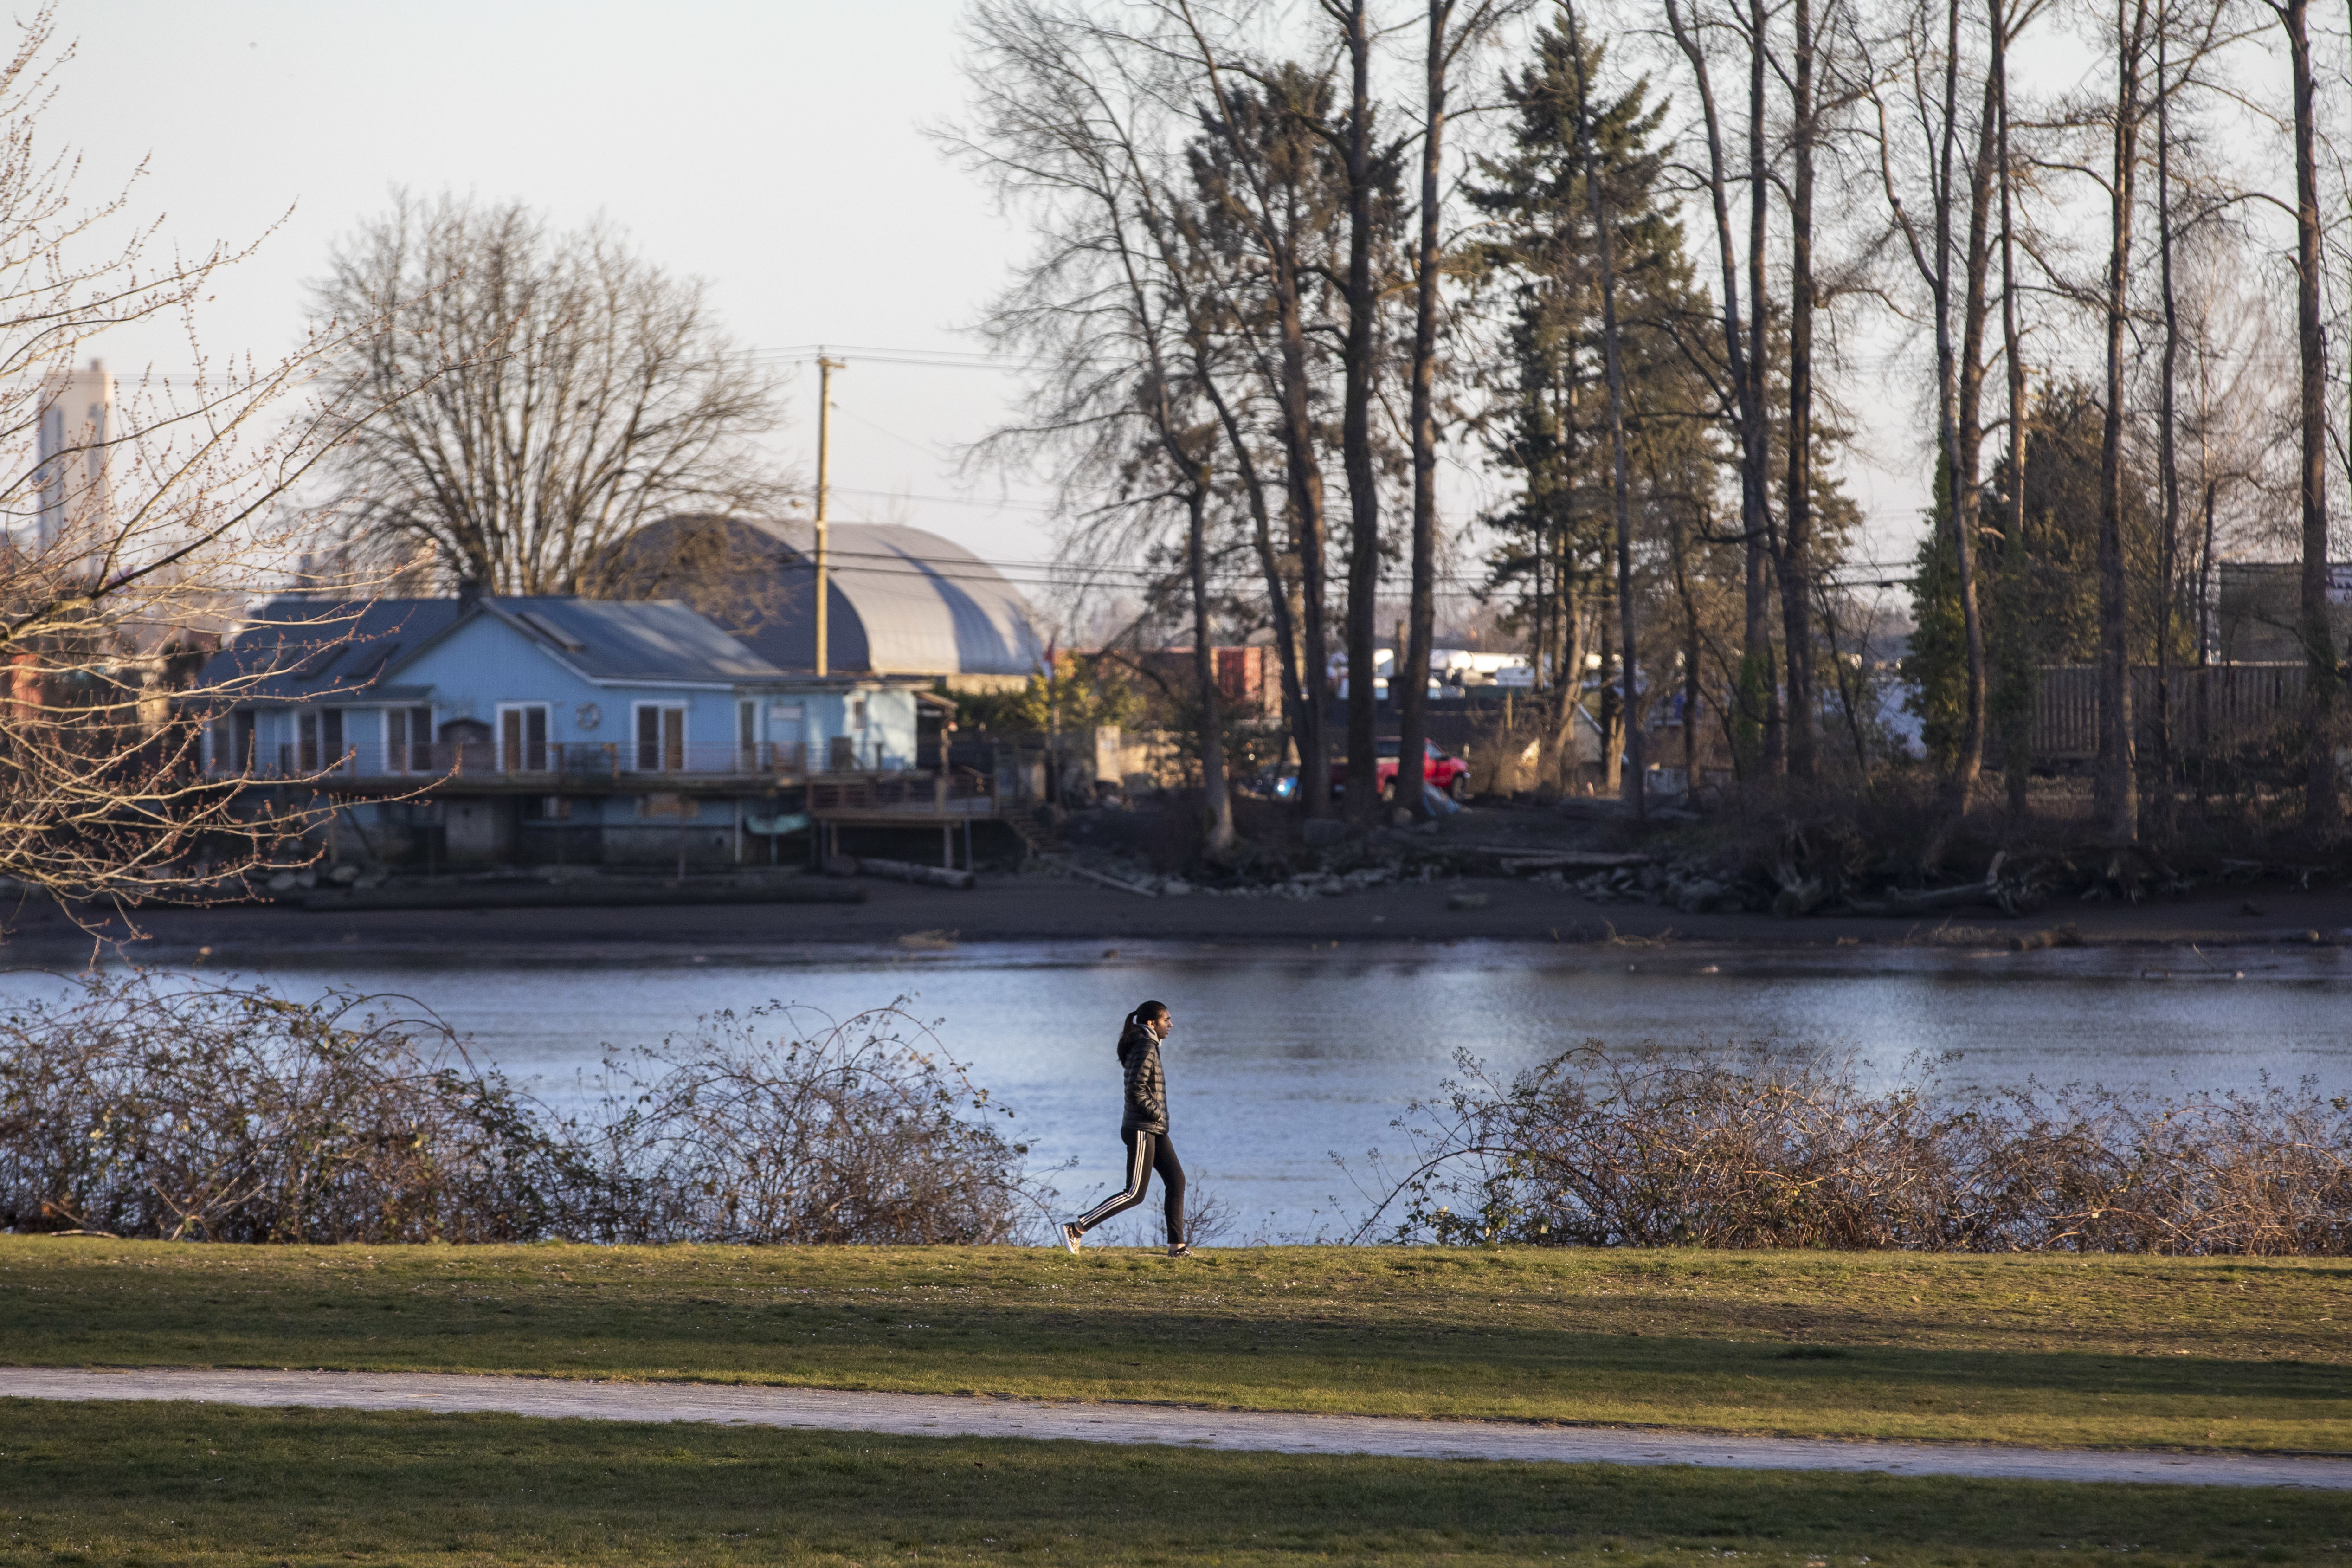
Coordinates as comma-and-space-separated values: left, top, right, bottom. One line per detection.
496, 701, 552, 773
382, 704, 436, 774
297, 708, 349, 775
632, 701, 688, 772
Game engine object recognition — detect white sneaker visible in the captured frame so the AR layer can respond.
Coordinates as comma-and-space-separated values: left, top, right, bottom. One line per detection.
1060, 1223, 1084, 1255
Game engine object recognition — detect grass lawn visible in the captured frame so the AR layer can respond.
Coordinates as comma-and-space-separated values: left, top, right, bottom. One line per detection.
1, 1399, 2345, 1567
2, 1238, 2345, 1454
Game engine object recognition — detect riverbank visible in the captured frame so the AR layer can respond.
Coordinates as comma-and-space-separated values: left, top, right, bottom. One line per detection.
11, 865, 2350, 966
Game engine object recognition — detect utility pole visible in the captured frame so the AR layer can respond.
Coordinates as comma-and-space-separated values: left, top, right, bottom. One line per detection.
814, 354, 844, 677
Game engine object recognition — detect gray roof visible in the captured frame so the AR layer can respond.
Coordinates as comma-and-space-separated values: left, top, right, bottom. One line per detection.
199, 594, 784, 703
483, 597, 785, 683
620, 516, 1047, 677
200, 598, 467, 703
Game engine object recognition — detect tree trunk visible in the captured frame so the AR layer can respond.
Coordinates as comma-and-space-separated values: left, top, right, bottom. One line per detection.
1598, 581, 1621, 794
1200, 374, 1311, 811
1677, 492, 1701, 793
2152, 17, 2181, 837
1993, 0, 2032, 813
1782, 0, 1820, 781
1664, 0, 1771, 793
1185, 485, 1236, 854
2093, 0, 2146, 844
1398, 0, 1455, 821
1938, 0, 1994, 804
1564, 3, 1643, 816
1336, 0, 1384, 822
1950, 39, 1999, 808
1551, 576, 1588, 790
1272, 275, 1334, 818
2277, 0, 2337, 829
1746, 0, 1785, 775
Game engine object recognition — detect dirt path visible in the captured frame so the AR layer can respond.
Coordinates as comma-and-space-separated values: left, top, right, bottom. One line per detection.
5, 1367, 2345, 1491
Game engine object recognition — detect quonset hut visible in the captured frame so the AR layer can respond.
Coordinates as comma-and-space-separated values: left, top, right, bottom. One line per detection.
613, 515, 1047, 687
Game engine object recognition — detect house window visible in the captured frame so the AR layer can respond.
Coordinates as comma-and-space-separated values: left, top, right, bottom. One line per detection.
498, 703, 550, 772
738, 698, 757, 770
767, 702, 804, 771
297, 710, 345, 774
384, 705, 434, 773
210, 712, 255, 774
635, 703, 685, 771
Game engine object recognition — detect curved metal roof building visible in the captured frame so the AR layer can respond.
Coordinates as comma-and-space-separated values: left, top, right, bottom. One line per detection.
615, 516, 1048, 679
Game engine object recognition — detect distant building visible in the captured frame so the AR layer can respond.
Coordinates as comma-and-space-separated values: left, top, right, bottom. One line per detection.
612, 516, 1047, 688
195, 595, 980, 870
34, 359, 116, 549
2212, 561, 2352, 663
1116, 645, 1284, 721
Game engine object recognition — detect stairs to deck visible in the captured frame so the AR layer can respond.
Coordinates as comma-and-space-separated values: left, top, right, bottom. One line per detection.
1005, 805, 1063, 860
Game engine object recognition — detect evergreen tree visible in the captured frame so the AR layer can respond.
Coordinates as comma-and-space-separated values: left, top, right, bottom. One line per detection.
1471, 12, 1728, 781
1907, 382, 2184, 771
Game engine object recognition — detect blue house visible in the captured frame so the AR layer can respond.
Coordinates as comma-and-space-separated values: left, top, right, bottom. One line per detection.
197, 596, 983, 869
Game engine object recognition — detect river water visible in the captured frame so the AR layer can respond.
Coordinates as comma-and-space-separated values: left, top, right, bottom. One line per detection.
21, 940, 2352, 1241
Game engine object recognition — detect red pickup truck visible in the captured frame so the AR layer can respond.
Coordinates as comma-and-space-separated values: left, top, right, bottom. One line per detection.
1331, 737, 1473, 802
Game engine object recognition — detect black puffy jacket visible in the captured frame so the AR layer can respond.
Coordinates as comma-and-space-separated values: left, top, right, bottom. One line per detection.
1119, 1029, 1168, 1134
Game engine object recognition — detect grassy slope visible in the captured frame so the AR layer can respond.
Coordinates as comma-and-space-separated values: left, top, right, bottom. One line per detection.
2, 1400, 2345, 1568
3, 1238, 2345, 1453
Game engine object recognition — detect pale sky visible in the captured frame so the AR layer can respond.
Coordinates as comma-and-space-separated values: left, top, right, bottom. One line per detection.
58, 2, 1063, 578
60, 0, 2250, 624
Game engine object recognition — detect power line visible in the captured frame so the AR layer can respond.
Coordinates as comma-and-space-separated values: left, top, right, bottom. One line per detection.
821, 485, 1057, 514
754, 342, 1027, 372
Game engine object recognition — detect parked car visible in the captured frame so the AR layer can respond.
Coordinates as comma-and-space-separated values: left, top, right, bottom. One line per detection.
1244, 765, 1299, 801
1330, 737, 1472, 802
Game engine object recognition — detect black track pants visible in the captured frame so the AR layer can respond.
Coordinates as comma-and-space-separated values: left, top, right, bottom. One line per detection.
1071, 1129, 1185, 1245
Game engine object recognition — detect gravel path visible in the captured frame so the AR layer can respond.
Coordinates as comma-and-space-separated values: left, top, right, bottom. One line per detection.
5, 1367, 2346, 1491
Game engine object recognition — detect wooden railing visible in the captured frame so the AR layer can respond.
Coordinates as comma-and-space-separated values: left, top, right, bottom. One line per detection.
808, 769, 998, 816
213, 738, 846, 781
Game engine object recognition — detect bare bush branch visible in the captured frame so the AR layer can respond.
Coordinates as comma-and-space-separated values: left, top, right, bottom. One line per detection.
0, 975, 1053, 1246
1360, 1040, 2352, 1253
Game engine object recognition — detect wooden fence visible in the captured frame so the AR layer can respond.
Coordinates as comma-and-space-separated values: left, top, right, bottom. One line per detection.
2026, 663, 2308, 761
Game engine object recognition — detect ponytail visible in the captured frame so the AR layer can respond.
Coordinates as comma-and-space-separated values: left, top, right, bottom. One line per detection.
1115, 1000, 1168, 1066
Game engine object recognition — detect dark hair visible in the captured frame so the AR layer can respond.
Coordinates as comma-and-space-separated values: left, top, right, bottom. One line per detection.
1115, 1000, 1168, 1066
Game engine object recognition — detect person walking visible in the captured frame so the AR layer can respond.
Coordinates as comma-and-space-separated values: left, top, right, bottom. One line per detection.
1062, 1000, 1187, 1257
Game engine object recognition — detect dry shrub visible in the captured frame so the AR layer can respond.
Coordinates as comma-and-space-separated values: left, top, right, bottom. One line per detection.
551, 1003, 1039, 1246
0, 974, 1048, 1245
0, 975, 549, 1242
1358, 1044, 2352, 1254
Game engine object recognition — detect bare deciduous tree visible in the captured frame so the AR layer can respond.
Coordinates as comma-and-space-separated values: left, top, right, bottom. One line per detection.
951, 0, 1241, 851
0, 11, 390, 913
1397, 0, 1525, 819
1663, 0, 1783, 778
2263, 0, 2336, 828
1559, 0, 1644, 814
314, 193, 787, 596
2091, 0, 2155, 843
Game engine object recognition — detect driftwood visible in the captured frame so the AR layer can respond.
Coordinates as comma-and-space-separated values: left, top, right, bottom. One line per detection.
1839, 853, 2020, 917
1467, 848, 1654, 872
1060, 861, 1159, 897
852, 857, 977, 891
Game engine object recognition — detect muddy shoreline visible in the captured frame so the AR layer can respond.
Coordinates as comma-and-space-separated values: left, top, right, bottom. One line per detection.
6, 868, 2348, 969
